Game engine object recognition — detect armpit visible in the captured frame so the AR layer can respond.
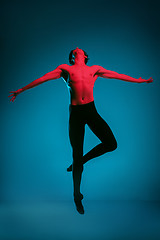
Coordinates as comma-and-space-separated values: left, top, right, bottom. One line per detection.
61, 70, 69, 82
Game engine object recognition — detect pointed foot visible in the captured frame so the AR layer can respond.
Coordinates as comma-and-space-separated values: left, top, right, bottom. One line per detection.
74, 193, 84, 214
74, 199, 84, 214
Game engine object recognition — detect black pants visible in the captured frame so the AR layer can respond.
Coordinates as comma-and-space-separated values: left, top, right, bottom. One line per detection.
69, 101, 117, 197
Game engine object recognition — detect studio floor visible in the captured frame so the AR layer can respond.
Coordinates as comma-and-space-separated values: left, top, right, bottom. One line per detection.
0, 200, 160, 240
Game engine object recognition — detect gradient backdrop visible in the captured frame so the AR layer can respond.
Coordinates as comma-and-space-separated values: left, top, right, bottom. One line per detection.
0, 0, 160, 239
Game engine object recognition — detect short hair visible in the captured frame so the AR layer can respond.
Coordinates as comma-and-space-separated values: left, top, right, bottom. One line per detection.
69, 49, 89, 65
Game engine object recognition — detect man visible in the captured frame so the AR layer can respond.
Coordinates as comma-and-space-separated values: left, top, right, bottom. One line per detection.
8, 47, 153, 214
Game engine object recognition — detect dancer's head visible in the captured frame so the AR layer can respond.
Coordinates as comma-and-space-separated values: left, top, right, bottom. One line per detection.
69, 47, 89, 65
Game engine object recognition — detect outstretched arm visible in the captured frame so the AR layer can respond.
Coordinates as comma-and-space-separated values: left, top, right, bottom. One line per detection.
8, 64, 66, 102
95, 66, 153, 83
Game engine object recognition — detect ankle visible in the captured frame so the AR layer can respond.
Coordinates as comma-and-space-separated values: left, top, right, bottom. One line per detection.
74, 192, 83, 200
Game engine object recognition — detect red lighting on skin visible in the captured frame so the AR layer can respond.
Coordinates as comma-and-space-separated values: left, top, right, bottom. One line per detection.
8, 48, 153, 104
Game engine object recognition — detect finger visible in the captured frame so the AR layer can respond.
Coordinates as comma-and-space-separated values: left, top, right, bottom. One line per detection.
9, 91, 15, 93
8, 94, 14, 97
10, 97, 15, 102
147, 79, 153, 83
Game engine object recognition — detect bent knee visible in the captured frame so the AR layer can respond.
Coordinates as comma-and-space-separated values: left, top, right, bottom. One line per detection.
112, 140, 117, 151
104, 139, 117, 152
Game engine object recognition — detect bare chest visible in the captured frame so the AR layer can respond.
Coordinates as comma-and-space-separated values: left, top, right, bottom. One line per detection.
67, 66, 96, 85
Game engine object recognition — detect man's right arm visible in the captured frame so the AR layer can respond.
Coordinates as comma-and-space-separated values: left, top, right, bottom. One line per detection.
8, 64, 68, 102
18, 64, 68, 93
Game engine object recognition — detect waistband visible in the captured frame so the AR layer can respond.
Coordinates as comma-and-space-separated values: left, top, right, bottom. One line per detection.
70, 101, 95, 109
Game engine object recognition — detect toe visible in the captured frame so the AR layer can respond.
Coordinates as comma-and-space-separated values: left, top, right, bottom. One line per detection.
74, 199, 84, 214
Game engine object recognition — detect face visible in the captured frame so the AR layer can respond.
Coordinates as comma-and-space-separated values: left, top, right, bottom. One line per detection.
73, 47, 86, 58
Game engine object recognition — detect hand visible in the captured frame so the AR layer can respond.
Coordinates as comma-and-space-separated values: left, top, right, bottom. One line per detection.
8, 89, 22, 102
138, 77, 153, 83
146, 77, 153, 83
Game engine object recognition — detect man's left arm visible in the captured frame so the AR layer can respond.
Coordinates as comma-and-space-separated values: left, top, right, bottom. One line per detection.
95, 66, 153, 83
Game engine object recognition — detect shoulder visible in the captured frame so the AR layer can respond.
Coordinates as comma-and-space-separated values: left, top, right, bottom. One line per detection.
91, 65, 104, 70
57, 64, 70, 71
91, 65, 105, 73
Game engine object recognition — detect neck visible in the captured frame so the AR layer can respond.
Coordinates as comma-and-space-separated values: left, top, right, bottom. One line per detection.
74, 56, 86, 66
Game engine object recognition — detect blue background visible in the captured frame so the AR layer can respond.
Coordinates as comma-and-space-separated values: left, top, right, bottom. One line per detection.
0, 0, 160, 239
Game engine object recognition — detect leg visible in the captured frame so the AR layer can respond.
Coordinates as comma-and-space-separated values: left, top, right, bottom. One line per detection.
69, 114, 85, 214
82, 111, 117, 164
69, 112, 85, 200
67, 110, 117, 171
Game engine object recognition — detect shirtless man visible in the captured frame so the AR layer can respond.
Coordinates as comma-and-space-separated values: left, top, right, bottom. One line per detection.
9, 47, 153, 214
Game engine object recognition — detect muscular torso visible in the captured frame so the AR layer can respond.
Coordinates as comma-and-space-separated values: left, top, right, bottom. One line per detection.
60, 64, 99, 105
